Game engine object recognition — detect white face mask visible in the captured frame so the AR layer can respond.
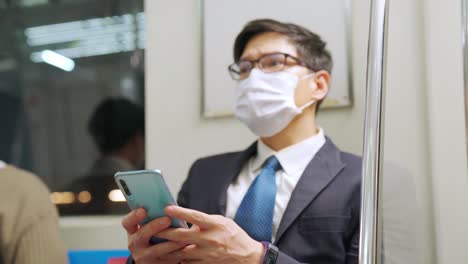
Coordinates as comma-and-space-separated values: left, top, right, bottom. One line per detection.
234, 69, 315, 137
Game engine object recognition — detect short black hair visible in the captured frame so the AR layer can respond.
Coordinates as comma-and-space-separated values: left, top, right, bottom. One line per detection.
88, 98, 144, 154
234, 19, 333, 111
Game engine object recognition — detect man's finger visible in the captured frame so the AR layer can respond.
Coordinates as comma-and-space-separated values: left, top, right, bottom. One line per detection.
165, 206, 215, 229
122, 208, 146, 235
157, 227, 200, 245
136, 216, 172, 244
138, 241, 187, 261
163, 244, 200, 262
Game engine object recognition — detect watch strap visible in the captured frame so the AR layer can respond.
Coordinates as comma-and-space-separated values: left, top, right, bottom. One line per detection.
260, 241, 278, 264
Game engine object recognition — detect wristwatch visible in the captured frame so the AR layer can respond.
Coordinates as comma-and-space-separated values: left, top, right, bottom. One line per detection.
261, 241, 279, 264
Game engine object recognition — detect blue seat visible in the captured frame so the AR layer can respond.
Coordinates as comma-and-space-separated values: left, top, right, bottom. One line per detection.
68, 250, 130, 264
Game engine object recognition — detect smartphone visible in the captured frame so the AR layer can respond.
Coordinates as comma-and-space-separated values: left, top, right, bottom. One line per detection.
114, 169, 188, 240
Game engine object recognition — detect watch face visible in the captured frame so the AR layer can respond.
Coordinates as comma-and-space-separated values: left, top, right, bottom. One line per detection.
264, 244, 279, 264
265, 253, 278, 264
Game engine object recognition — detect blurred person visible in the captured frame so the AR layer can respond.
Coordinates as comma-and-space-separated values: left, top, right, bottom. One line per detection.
0, 160, 68, 264
123, 19, 361, 264
63, 97, 145, 215
87, 97, 146, 175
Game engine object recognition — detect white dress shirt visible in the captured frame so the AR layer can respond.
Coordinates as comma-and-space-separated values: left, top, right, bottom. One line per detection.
225, 128, 326, 242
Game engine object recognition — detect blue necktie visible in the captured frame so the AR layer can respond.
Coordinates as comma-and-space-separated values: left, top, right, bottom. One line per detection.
234, 156, 281, 242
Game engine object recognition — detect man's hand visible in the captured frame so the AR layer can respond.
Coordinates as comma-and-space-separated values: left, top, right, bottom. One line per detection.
121, 208, 186, 264
157, 206, 265, 264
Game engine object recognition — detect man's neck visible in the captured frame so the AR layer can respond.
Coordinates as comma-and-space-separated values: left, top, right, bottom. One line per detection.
260, 109, 319, 151
111, 148, 136, 168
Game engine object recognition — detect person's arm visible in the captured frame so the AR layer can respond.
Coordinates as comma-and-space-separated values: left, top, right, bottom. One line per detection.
159, 206, 360, 264
157, 206, 263, 264
11, 172, 68, 264
14, 209, 68, 264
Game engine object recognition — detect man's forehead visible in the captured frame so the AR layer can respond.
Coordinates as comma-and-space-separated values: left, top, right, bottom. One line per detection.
240, 33, 297, 60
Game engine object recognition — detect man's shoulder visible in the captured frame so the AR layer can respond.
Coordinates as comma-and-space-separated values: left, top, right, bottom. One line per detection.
190, 150, 245, 171
322, 138, 362, 185
339, 151, 362, 168
179, 150, 248, 203
323, 137, 362, 167
331, 150, 362, 196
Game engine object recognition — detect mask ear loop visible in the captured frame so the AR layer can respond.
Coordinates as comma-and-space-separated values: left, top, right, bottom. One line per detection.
297, 72, 317, 111
300, 72, 316, 81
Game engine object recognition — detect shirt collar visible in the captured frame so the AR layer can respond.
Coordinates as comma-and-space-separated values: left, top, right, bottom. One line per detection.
90, 156, 135, 175
108, 156, 135, 171
252, 128, 326, 175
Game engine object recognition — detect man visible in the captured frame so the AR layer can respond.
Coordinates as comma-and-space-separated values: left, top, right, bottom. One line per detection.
122, 19, 361, 263
0, 161, 68, 264
64, 97, 145, 214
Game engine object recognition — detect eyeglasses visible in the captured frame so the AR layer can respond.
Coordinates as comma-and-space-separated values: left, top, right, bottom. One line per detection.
228, 53, 309, 80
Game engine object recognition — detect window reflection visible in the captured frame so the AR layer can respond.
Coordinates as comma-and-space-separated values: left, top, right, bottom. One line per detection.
0, 0, 144, 215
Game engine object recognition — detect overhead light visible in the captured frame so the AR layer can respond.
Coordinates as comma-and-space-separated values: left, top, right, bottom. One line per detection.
40, 50, 75, 72
25, 13, 145, 61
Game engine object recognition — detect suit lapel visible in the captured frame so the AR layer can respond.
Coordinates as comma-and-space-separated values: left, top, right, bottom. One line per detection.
216, 142, 257, 215
274, 138, 346, 244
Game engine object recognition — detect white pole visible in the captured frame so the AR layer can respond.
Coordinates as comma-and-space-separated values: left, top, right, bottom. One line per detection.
359, 0, 389, 263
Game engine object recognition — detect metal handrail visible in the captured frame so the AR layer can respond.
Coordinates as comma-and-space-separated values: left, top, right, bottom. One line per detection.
359, 0, 389, 263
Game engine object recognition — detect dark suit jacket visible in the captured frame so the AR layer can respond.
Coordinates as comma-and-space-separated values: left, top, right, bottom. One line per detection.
178, 138, 361, 264
128, 138, 361, 264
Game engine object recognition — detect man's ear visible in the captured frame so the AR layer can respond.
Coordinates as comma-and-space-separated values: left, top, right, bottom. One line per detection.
128, 132, 143, 147
311, 70, 330, 101
133, 132, 145, 146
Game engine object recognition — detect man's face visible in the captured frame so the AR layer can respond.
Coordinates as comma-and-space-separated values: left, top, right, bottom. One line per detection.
240, 32, 329, 110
